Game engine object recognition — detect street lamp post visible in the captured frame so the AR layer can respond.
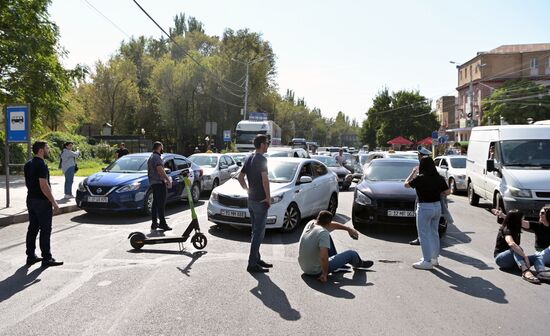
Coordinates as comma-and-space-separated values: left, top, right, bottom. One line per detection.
231, 57, 266, 120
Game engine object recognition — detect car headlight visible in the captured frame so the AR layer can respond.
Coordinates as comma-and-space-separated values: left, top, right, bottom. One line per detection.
355, 190, 372, 205
116, 182, 142, 193
456, 174, 466, 180
211, 190, 218, 201
78, 179, 87, 192
271, 194, 284, 204
507, 186, 531, 198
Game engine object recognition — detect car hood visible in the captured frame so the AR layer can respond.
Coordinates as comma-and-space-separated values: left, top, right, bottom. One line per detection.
357, 180, 416, 199
202, 167, 217, 176
449, 168, 466, 175
86, 172, 145, 186
502, 168, 550, 190
215, 178, 291, 197
328, 166, 350, 174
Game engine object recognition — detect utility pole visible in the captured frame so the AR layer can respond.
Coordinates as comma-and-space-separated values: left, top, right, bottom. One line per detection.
244, 62, 249, 120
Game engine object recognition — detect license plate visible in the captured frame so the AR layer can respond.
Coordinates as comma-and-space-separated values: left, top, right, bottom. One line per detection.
88, 196, 108, 203
387, 210, 415, 217
221, 209, 246, 218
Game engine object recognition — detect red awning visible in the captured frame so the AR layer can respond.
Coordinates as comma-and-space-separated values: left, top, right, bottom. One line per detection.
416, 137, 433, 146
387, 136, 413, 145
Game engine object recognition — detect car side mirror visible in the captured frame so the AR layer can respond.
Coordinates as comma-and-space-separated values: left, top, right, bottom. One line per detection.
236, 161, 242, 167
486, 159, 496, 172
180, 168, 189, 177
299, 176, 313, 184
164, 168, 172, 174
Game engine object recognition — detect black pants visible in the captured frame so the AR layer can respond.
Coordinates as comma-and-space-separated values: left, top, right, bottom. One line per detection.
26, 198, 53, 260
151, 183, 167, 226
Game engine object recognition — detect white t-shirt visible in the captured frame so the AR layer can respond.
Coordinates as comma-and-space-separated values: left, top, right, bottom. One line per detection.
298, 220, 331, 275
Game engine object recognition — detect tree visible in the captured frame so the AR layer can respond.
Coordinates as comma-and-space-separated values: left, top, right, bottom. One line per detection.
482, 79, 550, 125
362, 89, 439, 148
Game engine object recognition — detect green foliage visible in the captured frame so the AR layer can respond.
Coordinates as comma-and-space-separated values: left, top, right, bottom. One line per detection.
482, 79, 550, 125
362, 88, 439, 149
95, 143, 115, 164
0, 132, 28, 172
40, 131, 95, 163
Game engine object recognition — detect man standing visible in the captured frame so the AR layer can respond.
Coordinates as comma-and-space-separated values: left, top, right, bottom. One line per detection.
148, 141, 172, 231
238, 134, 272, 273
335, 149, 346, 166
298, 211, 373, 283
116, 143, 129, 159
24, 141, 63, 268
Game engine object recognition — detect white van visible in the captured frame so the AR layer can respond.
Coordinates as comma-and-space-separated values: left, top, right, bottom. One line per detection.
466, 125, 550, 219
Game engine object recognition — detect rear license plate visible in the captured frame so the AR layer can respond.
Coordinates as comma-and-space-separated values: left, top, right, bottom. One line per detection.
221, 209, 246, 218
88, 196, 108, 203
387, 210, 415, 217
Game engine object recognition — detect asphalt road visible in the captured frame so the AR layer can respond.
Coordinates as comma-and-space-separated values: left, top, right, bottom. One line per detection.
1, 187, 549, 336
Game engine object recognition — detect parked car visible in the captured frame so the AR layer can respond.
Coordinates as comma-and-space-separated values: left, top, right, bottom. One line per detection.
189, 153, 240, 192
312, 155, 352, 190
352, 158, 447, 236
434, 155, 467, 194
226, 152, 248, 167
207, 157, 339, 232
76, 153, 201, 215
351, 154, 370, 181
264, 147, 310, 158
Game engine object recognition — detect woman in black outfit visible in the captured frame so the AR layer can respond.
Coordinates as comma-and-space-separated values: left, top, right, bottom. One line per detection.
405, 156, 450, 270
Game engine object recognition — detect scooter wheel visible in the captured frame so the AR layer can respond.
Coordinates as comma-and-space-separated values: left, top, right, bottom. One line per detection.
129, 232, 146, 250
191, 233, 207, 250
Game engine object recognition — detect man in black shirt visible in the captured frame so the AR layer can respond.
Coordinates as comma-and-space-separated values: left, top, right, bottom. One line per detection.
238, 134, 272, 273
116, 143, 129, 159
24, 141, 63, 268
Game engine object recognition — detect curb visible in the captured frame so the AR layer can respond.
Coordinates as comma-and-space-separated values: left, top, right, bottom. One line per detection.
0, 204, 81, 228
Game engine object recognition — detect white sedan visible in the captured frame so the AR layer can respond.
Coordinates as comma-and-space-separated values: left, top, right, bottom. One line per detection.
207, 158, 339, 232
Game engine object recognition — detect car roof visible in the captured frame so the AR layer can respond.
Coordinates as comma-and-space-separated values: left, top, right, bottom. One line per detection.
435, 155, 465, 159
369, 158, 418, 164
190, 153, 223, 157
123, 152, 183, 159
267, 157, 309, 163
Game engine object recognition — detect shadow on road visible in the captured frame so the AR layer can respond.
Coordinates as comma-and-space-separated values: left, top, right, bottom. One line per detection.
439, 249, 493, 270
250, 273, 301, 321
0, 265, 45, 303
300, 271, 372, 299
177, 251, 208, 276
431, 265, 507, 304
70, 201, 206, 225
357, 225, 417, 245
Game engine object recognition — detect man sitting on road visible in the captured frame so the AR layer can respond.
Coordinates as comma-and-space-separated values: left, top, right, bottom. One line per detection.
298, 210, 373, 283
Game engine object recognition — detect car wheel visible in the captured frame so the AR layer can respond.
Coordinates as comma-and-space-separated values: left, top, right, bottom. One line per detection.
327, 193, 338, 216
494, 193, 506, 214
143, 189, 153, 216
449, 178, 457, 195
281, 203, 301, 233
191, 182, 201, 203
467, 182, 479, 206
211, 178, 219, 191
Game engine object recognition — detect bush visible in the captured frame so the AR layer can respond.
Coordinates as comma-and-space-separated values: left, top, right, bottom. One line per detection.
40, 131, 96, 164
95, 142, 115, 163
0, 133, 28, 173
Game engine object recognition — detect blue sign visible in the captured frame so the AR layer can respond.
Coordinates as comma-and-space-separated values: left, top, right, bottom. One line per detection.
438, 136, 448, 144
223, 130, 231, 142
249, 112, 268, 121
431, 131, 439, 139
7, 105, 30, 142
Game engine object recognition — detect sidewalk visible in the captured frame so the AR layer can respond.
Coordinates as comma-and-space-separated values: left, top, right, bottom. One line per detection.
0, 175, 86, 226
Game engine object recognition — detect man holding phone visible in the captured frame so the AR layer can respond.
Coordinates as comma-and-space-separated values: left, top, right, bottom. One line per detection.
148, 141, 172, 231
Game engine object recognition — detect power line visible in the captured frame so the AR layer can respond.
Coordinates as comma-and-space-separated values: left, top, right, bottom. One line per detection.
83, 0, 131, 38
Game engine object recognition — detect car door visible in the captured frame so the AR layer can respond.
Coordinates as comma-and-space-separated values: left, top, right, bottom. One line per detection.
218, 156, 231, 183
439, 158, 450, 181
225, 156, 239, 176
174, 157, 191, 197
163, 158, 178, 199
312, 161, 331, 211
294, 162, 316, 217
484, 141, 501, 200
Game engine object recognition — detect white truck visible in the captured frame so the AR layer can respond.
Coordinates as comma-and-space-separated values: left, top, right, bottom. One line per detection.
235, 120, 282, 152
466, 124, 550, 219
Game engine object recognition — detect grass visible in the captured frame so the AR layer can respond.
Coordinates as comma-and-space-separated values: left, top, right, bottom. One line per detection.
49, 159, 108, 177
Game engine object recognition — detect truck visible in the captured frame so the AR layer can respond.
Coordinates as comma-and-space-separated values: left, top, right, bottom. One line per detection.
235, 120, 282, 152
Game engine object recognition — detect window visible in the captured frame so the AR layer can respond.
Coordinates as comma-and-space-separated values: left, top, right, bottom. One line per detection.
441, 159, 448, 167
546, 56, 550, 75
434, 158, 441, 166
530, 57, 539, 75
226, 156, 235, 166
312, 162, 327, 178
164, 159, 176, 172
299, 163, 313, 177
174, 158, 190, 170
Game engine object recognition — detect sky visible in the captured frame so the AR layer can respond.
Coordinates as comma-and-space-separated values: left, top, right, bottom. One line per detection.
49, 0, 550, 122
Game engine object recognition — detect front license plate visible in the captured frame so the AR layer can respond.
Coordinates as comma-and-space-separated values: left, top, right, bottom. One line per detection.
387, 210, 415, 217
221, 209, 246, 218
88, 196, 108, 203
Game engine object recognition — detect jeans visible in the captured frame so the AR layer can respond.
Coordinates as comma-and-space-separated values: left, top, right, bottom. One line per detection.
495, 249, 544, 271
416, 201, 441, 262
151, 183, 167, 226
248, 200, 268, 267
64, 165, 76, 196
535, 248, 550, 269
327, 236, 362, 272
26, 198, 53, 260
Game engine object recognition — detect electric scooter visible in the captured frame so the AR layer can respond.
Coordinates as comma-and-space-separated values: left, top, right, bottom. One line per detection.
128, 174, 207, 251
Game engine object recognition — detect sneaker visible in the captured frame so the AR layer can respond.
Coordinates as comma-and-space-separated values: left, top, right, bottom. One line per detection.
151, 223, 158, 230
42, 258, 64, 268
26, 255, 43, 266
158, 225, 172, 231
354, 260, 374, 270
412, 260, 433, 270
536, 270, 550, 283
258, 260, 273, 268
409, 238, 420, 245
247, 265, 269, 273
64, 194, 74, 199
431, 258, 439, 266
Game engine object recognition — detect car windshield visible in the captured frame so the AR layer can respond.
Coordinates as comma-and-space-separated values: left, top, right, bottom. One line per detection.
230, 155, 246, 163
365, 161, 417, 181
236, 130, 266, 145
266, 151, 289, 158
314, 156, 339, 167
388, 152, 418, 160
268, 161, 299, 183
105, 156, 148, 173
499, 140, 550, 167
450, 157, 466, 168
359, 155, 369, 165
189, 155, 218, 168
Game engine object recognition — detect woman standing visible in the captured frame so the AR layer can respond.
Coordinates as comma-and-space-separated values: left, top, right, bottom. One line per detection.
61, 141, 80, 198
405, 156, 450, 270
493, 210, 542, 284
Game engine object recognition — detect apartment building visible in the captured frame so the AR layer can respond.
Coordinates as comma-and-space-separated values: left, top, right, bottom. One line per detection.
450, 43, 550, 141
